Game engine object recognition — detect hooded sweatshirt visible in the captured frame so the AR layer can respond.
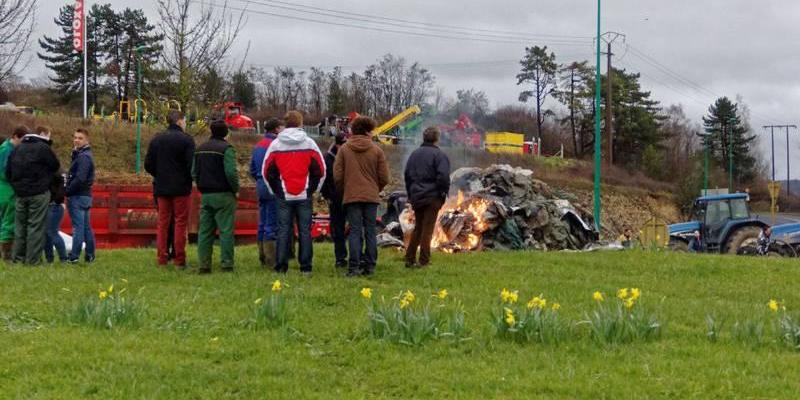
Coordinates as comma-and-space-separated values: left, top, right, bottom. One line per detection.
262, 127, 325, 201
333, 134, 389, 205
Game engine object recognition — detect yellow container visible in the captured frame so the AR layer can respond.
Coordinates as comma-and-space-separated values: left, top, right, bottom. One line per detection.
485, 132, 524, 154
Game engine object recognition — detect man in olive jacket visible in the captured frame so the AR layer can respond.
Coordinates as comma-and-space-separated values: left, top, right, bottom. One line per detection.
192, 120, 239, 273
333, 116, 389, 276
6, 126, 60, 264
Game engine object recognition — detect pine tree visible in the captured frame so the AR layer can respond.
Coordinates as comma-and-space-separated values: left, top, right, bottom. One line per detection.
702, 97, 757, 184
231, 70, 256, 109
37, 5, 90, 103
516, 46, 558, 139
103, 7, 163, 103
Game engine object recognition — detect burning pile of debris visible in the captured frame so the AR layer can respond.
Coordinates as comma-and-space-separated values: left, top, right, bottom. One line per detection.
379, 165, 597, 252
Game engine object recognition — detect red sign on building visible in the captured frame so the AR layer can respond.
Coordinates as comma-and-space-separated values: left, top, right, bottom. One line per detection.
73, 0, 84, 52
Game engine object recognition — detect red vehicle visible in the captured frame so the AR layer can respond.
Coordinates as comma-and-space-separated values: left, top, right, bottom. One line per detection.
439, 114, 482, 147
61, 185, 330, 248
212, 102, 255, 131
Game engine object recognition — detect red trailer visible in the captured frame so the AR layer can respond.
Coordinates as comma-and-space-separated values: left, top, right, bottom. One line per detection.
62, 185, 331, 249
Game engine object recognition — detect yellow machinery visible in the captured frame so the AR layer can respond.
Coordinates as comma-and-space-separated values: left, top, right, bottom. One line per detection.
485, 132, 524, 154
375, 105, 421, 144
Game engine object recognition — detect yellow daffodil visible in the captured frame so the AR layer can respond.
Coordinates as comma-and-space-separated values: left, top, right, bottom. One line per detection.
500, 288, 518, 304
121, 278, 128, 283
436, 289, 448, 300
360, 287, 372, 299
210, 337, 219, 342
504, 307, 516, 327
617, 288, 629, 300
768, 299, 779, 312
398, 290, 415, 309
630, 288, 641, 300
551, 303, 561, 311
399, 299, 410, 309
271, 280, 282, 293
592, 291, 604, 302
108, 284, 114, 294
624, 298, 635, 310
98, 290, 108, 300
254, 298, 263, 305
526, 295, 546, 310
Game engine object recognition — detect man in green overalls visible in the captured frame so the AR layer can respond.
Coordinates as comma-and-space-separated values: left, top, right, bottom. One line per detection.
0, 126, 27, 261
192, 120, 239, 273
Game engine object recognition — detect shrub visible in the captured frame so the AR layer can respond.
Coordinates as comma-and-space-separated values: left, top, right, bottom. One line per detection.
581, 288, 662, 344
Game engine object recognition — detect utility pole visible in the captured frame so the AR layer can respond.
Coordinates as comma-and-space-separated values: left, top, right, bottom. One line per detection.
763, 125, 797, 197
600, 32, 625, 166
593, 0, 602, 232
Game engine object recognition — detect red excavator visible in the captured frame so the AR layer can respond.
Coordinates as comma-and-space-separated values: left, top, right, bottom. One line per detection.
439, 114, 482, 147
211, 102, 255, 131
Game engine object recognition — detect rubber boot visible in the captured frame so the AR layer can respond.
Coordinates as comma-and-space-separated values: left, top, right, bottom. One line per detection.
257, 240, 266, 267
263, 240, 276, 269
1, 241, 12, 262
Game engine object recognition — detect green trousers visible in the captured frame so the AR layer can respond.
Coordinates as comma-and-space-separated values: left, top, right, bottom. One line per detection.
0, 195, 15, 243
13, 192, 50, 265
197, 192, 237, 269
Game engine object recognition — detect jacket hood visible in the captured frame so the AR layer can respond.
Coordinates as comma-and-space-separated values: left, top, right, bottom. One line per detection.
22, 134, 52, 145
277, 127, 309, 145
346, 134, 374, 153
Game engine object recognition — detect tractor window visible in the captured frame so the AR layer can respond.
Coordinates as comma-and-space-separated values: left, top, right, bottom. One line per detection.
229, 107, 240, 116
730, 199, 749, 219
706, 201, 730, 225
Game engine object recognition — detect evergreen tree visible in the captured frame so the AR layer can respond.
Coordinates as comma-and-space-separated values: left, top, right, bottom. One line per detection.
231, 70, 256, 109
516, 45, 558, 138
38, 5, 102, 104
103, 7, 163, 103
702, 97, 757, 184
327, 67, 345, 114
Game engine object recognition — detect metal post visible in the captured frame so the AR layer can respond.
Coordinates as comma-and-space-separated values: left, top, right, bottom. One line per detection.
703, 137, 709, 193
606, 41, 612, 165
788, 126, 792, 197
770, 126, 775, 181
728, 121, 733, 192
135, 46, 147, 174
82, 3, 88, 119
593, 0, 602, 231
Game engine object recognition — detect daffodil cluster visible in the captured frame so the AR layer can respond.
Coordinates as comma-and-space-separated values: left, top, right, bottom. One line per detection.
616, 287, 641, 310
399, 290, 416, 309
500, 288, 519, 304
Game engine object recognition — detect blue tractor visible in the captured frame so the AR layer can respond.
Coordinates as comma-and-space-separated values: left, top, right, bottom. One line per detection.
668, 193, 768, 254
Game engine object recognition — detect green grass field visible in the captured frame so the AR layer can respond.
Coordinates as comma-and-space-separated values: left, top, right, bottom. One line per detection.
1, 245, 799, 399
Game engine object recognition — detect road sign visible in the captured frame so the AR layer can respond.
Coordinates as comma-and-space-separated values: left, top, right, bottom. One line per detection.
768, 181, 781, 199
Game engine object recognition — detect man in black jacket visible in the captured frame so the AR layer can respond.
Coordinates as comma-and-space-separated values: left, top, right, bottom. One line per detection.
403, 127, 450, 268
66, 128, 96, 264
320, 132, 347, 268
145, 110, 196, 268
6, 126, 60, 264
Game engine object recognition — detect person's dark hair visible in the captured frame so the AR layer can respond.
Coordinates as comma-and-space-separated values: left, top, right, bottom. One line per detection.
263, 117, 282, 133
75, 128, 89, 137
11, 125, 28, 139
334, 132, 347, 145
350, 116, 376, 136
283, 110, 303, 128
210, 120, 229, 139
34, 126, 51, 136
167, 110, 185, 125
423, 126, 440, 144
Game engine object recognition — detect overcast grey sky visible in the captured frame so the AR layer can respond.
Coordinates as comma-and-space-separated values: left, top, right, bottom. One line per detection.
32, 0, 800, 180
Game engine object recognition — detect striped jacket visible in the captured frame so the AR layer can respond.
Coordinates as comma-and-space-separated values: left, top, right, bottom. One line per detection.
262, 128, 325, 201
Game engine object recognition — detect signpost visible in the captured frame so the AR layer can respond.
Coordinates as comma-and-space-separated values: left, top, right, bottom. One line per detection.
768, 181, 781, 224
73, 0, 87, 118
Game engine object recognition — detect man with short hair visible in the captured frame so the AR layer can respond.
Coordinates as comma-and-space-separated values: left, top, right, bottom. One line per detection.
333, 117, 389, 276
6, 126, 60, 264
404, 126, 450, 268
263, 110, 325, 276
0, 126, 27, 261
249, 117, 283, 268
321, 132, 348, 269
66, 128, 96, 263
145, 110, 196, 268
193, 120, 239, 273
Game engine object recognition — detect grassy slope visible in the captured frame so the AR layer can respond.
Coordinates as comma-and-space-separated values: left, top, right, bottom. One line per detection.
1, 245, 798, 399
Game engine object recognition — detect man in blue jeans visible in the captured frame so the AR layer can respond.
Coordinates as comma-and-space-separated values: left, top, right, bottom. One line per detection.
250, 117, 283, 268
262, 111, 325, 276
66, 128, 95, 263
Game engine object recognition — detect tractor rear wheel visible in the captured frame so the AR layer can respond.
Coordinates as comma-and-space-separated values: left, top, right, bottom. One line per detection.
725, 226, 761, 255
668, 238, 689, 252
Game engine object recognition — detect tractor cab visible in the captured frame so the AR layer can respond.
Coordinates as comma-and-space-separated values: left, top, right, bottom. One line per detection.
669, 193, 766, 253
211, 102, 255, 132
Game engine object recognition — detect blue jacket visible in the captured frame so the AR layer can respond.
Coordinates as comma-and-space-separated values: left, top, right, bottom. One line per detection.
250, 132, 277, 200
66, 145, 95, 197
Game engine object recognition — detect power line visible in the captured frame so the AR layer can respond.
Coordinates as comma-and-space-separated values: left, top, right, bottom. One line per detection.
202, 1, 592, 46
233, 0, 593, 40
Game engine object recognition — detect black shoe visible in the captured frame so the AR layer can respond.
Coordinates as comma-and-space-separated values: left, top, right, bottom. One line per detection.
85, 255, 96, 263
221, 266, 234, 273
198, 267, 212, 275
335, 261, 347, 269
405, 262, 418, 269
361, 265, 375, 276
345, 269, 361, 278
301, 271, 312, 278
66, 258, 79, 265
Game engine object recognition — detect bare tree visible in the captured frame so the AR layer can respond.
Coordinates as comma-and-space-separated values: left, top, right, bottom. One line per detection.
0, 0, 37, 84
157, 0, 245, 106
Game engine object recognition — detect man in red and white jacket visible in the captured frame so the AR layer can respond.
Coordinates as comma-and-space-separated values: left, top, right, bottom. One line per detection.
262, 110, 325, 275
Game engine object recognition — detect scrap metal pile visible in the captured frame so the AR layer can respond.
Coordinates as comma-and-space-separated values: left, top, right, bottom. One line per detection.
379, 165, 598, 252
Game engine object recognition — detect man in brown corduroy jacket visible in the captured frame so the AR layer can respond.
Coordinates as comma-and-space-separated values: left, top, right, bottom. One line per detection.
333, 116, 390, 277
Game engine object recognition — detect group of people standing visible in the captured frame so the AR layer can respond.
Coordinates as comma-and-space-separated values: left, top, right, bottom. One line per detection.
0, 125, 96, 265
147, 109, 451, 276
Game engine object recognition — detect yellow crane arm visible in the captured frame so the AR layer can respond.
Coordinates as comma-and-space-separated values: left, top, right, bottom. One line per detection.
374, 105, 421, 135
